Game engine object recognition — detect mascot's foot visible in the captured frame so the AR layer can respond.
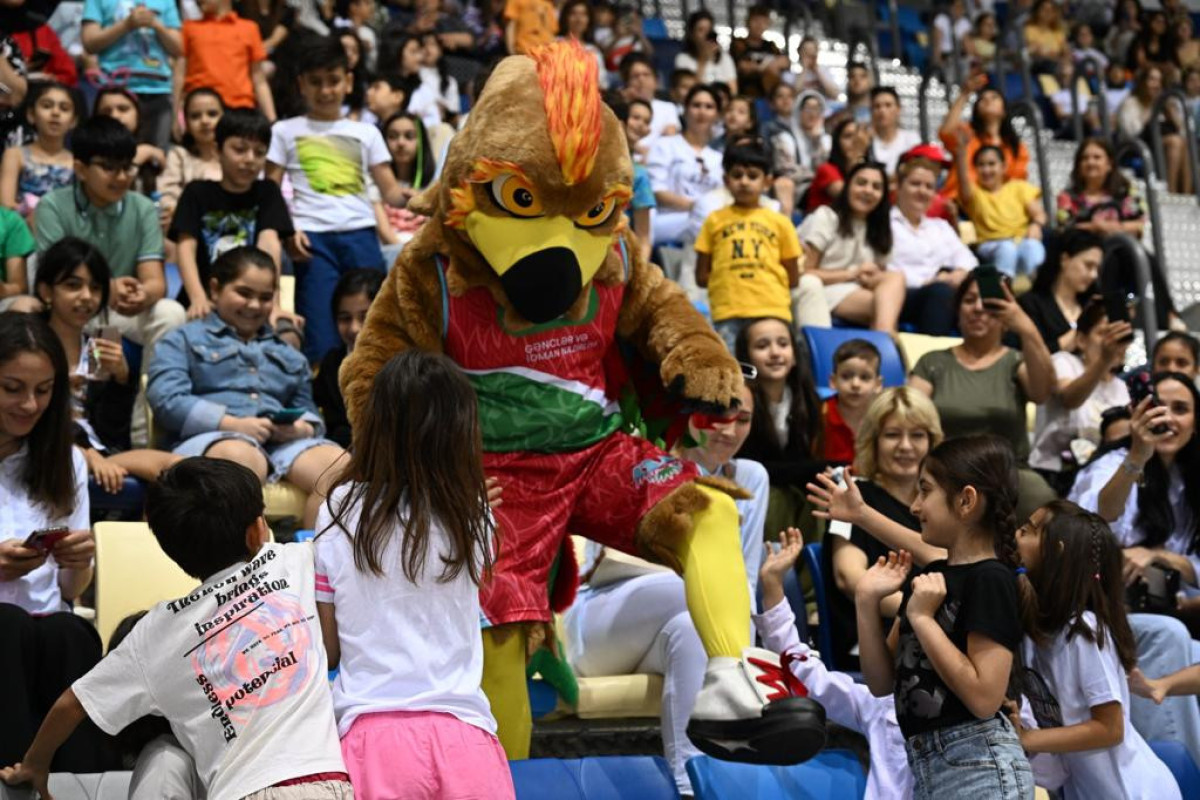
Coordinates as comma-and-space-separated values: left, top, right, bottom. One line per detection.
686, 648, 826, 765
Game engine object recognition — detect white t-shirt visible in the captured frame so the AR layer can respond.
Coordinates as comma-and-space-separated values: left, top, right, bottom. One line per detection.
888, 205, 977, 288
1022, 613, 1181, 800
638, 98, 682, 152
267, 116, 391, 232
409, 66, 461, 131
314, 484, 497, 738
674, 50, 737, 87
0, 446, 89, 615
870, 128, 922, 176
646, 134, 723, 244
73, 543, 345, 800
1031, 351, 1130, 471
934, 14, 973, 54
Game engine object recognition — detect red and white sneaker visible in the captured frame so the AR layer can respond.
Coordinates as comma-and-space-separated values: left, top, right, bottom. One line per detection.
686, 647, 826, 765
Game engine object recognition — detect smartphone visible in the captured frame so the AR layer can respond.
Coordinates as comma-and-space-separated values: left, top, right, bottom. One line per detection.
1103, 291, 1135, 343
23, 526, 69, 555
259, 408, 306, 425
827, 467, 853, 539
975, 265, 1005, 305
99, 324, 121, 342
1126, 369, 1169, 434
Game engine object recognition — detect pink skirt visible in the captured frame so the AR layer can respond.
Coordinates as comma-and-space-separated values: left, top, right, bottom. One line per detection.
340, 710, 514, 800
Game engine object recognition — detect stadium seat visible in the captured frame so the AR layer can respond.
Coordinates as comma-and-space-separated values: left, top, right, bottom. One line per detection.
88, 477, 147, 521
685, 749, 867, 799
556, 537, 663, 720
93, 521, 198, 651
279, 274, 296, 314
802, 543, 837, 669
0, 772, 132, 800
801, 327, 905, 400
1150, 740, 1200, 797
894, 332, 961, 373
511, 756, 679, 800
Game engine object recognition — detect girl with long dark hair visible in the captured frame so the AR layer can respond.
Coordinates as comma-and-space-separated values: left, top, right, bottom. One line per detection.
798, 161, 905, 331
939, 74, 1030, 203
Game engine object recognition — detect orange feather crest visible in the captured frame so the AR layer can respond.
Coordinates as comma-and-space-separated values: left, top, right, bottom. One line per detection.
531, 40, 602, 186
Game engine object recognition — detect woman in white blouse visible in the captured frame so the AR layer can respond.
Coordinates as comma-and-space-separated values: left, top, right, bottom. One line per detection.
0, 313, 106, 770
1070, 372, 1200, 588
674, 10, 737, 93
646, 84, 724, 245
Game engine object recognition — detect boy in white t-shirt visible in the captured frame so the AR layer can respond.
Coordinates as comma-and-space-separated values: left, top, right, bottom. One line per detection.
0, 458, 351, 800
266, 35, 412, 363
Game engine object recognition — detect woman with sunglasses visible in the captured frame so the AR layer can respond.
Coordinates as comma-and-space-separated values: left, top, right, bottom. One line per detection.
646, 83, 724, 246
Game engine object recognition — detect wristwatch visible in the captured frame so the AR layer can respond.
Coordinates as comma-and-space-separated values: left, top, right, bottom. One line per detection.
1119, 458, 1144, 479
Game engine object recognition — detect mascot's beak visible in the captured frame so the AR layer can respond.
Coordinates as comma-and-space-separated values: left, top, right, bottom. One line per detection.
465, 213, 613, 324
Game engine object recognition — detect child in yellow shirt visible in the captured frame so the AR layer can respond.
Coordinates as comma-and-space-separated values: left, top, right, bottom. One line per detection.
956, 132, 1047, 279
695, 144, 812, 352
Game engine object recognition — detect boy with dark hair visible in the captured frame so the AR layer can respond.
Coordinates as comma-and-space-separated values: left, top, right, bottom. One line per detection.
0, 458, 351, 800
869, 86, 921, 177
364, 73, 412, 124
169, 108, 295, 328
696, 145, 819, 352
266, 36, 412, 362
668, 67, 698, 112
823, 338, 883, 463
35, 116, 186, 413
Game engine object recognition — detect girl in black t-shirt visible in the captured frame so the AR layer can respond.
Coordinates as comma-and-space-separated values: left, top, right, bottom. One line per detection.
854, 435, 1035, 799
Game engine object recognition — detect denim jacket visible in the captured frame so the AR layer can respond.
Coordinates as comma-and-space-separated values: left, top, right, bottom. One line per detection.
147, 313, 324, 445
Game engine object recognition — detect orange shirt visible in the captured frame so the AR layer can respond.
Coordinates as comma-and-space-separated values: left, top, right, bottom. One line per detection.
182, 11, 266, 109
504, 0, 557, 55
939, 123, 1029, 200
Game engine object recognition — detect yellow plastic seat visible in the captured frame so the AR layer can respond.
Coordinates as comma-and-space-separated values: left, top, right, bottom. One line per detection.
554, 536, 664, 720
93, 521, 198, 651
895, 332, 962, 373
279, 274, 296, 315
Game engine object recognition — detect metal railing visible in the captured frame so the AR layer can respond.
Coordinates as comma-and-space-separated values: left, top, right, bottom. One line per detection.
918, 63, 950, 143
1007, 99, 1055, 227
1068, 56, 1110, 141
1115, 139, 1166, 344
1147, 87, 1200, 207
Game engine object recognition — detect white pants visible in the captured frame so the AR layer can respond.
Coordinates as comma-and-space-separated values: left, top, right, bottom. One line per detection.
562, 572, 704, 795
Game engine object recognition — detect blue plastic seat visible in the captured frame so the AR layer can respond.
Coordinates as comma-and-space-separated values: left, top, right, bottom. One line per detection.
511, 756, 679, 800
89, 477, 146, 521
800, 327, 905, 400
686, 749, 866, 799
802, 543, 837, 668
1150, 740, 1200, 797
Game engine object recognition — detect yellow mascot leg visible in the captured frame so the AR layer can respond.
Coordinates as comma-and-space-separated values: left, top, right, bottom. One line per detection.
672, 484, 751, 658
481, 624, 531, 760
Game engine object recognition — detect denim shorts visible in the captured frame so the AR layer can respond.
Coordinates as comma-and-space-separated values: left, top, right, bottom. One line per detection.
174, 431, 336, 482
905, 715, 1034, 800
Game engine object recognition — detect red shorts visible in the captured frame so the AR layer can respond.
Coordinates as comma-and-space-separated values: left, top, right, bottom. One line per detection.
481, 432, 698, 626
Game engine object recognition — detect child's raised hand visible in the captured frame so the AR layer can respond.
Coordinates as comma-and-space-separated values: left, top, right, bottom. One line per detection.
1129, 667, 1168, 705
855, 550, 912, 603
0, 762, 52, 799
807, 466, 865, 526
906, 572, 947, 620
759, 528, 803, 611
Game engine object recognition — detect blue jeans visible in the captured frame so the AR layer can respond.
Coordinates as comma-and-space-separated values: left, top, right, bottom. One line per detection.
976, 238, 1046, 279
1129, 613, 1200, 768
712, 318, 751, 354
905, 716, 1034, 800
295, 228, 385, 362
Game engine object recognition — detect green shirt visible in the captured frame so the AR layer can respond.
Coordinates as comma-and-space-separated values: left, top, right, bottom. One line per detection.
912, 348, 1030, 463
0, 208, 35, 282
34, 185, 163, 278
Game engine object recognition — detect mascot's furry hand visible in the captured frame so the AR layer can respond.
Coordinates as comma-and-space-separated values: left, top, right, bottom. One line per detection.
659, 333, 744, 412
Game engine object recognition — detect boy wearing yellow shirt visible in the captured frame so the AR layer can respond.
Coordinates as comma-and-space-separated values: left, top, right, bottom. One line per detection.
955, 133, 1047, 279
695, 145, 810, 352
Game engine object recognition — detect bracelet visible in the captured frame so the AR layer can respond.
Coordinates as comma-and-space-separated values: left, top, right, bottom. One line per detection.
1119, 458, 1144, 478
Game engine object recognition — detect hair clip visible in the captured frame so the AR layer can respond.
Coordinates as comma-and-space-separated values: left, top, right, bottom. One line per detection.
1015, 566, 1026, 575
1093, 572, 1102, 581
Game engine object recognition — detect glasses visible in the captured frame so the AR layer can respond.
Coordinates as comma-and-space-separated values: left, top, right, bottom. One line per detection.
89, 160, 138, 176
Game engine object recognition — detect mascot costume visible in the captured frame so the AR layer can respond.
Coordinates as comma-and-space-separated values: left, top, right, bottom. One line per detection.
341, 40, 825, 765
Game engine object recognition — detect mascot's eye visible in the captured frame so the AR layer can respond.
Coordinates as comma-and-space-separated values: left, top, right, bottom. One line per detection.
574, 196, 618, 229
490, 174, 545, 218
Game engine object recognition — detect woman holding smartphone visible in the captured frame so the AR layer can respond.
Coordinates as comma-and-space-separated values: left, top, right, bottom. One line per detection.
33, 238, 180, 493
908, 266, 1058, 522
0, 311, 112, 772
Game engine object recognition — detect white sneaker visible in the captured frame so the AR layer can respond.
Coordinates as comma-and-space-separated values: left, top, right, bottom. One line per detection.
686, 648, 826, 765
